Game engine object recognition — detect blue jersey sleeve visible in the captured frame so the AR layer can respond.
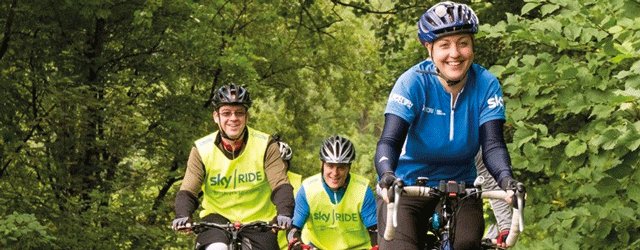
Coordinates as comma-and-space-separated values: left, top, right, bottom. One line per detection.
385, 67, 424, 124
478, 68, 506, 125
361, 187, 377, 228
292, 186, 310, 229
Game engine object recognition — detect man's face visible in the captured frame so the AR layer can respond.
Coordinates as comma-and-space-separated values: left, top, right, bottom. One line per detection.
322, 162, 350, 190
213, 105, 248, 140
427, 33, 474, 82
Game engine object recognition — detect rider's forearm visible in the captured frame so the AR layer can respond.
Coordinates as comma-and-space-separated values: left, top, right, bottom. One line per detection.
479, 119, 513, 189
271, 184, 294, 216
474, 151, 513, 230
264, 140, 294, 216
175, 190, 199, 218
374, 114, 409, 176
174, 148, 205, 218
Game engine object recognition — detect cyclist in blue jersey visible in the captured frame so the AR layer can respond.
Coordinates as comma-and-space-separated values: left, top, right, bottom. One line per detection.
288, 136, 378, 250
374, 2, 523, 249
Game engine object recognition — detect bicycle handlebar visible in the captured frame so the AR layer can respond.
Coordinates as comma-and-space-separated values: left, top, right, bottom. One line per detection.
377, 178, 526, 248
180, 221, 284, 234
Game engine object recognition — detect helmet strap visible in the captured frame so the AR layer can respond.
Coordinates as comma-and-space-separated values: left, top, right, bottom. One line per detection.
215, 119, 246, 152
427, 46, 469, 87
437, 68, 467, 86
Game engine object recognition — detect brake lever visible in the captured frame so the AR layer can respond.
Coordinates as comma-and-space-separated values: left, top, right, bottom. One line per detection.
515, 183, 526, 232
392, 183, 402, 228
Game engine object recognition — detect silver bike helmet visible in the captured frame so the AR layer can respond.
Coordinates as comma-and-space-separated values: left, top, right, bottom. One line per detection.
319, 135, 356, 164
212, 84, 252, 109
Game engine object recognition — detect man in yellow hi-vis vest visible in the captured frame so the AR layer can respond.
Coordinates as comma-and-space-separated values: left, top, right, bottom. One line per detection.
287, 136, 378, 250
171, 84, 294, 250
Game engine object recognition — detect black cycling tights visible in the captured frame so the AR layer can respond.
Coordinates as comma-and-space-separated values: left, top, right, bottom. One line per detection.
377, 196, 484, 250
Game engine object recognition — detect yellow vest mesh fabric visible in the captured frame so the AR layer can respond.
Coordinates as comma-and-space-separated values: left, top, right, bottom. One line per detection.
196, 128, 276, 223
300, 173, 371, 250
288, 171, 302, 197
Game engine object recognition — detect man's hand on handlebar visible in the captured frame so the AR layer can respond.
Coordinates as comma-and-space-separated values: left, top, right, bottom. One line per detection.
277, 215, 293, 229
172, 216, 192, 232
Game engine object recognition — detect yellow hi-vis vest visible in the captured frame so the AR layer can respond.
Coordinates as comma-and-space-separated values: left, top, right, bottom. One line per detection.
288, 171, 302, 197
301, 173, 371, 250
196, 128, 276, 223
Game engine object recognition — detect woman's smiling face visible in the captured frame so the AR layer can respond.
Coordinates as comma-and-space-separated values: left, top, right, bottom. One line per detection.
427, 33, 474, 83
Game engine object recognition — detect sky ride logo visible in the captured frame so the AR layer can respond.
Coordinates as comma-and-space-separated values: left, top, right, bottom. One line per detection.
208, 169, 263, 189
312, 210, 359, 224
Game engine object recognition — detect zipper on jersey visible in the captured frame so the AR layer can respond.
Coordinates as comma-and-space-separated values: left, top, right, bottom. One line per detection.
450, 108, 455, 141
450, 90, 463, 141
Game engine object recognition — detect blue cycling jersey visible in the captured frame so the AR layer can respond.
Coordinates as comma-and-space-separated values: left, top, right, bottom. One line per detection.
385, 60, 505, 186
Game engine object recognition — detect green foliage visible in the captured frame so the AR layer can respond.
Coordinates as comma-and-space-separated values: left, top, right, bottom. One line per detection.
0, 212, 56, 249
0, 0, 387, 248
481, 0, 640, 248
3, 0, 639, 248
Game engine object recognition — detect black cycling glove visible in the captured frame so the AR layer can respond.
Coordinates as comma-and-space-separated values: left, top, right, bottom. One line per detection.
499, 176, 525, 193
378, 171, 398, 189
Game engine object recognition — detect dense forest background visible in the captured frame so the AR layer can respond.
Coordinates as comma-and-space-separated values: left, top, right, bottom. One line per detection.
1, 0, 639, 249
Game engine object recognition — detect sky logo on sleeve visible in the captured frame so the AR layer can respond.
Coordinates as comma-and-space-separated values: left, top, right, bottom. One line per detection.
487, 95, 504, 109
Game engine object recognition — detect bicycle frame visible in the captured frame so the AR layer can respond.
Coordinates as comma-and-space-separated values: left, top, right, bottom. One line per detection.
378, 176, 525, 249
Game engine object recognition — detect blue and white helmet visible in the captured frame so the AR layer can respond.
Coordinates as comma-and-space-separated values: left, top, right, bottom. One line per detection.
418, 1, 479, 44
319, 135, 356, 164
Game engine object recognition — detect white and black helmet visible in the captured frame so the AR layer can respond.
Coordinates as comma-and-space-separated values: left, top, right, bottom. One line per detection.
319, 135, 356, 164
277, 141, 293, 161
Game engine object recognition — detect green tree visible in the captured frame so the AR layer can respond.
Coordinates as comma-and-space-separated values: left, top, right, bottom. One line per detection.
482, 0, 640, 248
0, 0, 387, 248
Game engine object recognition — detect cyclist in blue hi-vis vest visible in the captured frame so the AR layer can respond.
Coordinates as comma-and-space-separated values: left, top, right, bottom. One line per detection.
374, 1, 523, 249
172, 84, 294, 250
288, 136, 378, 250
